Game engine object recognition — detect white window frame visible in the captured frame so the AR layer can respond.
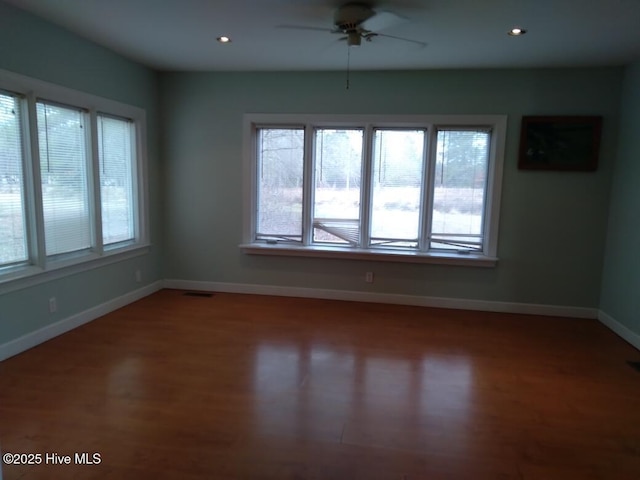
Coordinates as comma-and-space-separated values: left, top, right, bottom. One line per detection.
241, 114, 506, 267
0, 69, 149, 292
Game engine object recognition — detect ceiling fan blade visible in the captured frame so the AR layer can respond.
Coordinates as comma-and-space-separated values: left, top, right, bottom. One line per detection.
276, 24, 335, 33
375, 33, 427, 48
361, 11, 407, 32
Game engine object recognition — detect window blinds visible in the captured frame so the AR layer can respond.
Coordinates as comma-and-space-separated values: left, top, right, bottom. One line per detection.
37, 101, 91, 256
430, 129, 490, 250
0, 92, 28, 266
98, 114, 135, 245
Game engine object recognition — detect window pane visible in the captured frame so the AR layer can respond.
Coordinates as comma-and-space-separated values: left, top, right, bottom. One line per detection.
370, 129, 425, 248
37, 102, 91, 256
98, 115, 135, 245
0, 92, 27, 266
313, 129, 363, 245
256, 128, 304, 242
431, 129, 490, 251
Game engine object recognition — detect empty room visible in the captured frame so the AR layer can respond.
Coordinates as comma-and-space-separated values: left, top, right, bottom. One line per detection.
0, 0, 639, 478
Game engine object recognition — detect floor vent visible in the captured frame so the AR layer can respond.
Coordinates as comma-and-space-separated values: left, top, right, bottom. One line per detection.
628, 361, 640, 373
183, 291, 214, 298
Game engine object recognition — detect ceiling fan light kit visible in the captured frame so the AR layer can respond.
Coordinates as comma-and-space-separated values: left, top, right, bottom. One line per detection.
347, 31, 361, 46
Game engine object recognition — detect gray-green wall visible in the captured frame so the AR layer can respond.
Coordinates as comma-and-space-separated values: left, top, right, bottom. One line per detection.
161, 69, 622, 308
600, 60, 640, 336
0, 0, 636, 356
0, 2, 162, 346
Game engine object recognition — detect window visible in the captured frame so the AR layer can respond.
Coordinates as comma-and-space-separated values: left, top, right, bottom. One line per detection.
313, 128, 363, 245
371, 129, 425, 248
243, 114, 506, 266
37, 101, 91, 256
430, 129, 490, 251
98, 114, 136, 246
0, 69, 148, 287
256, 128, 304, 242
0, 91, 27, 267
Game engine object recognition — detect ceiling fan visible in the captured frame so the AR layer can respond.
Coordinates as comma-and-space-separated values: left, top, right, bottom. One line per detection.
280, 2, 427, 48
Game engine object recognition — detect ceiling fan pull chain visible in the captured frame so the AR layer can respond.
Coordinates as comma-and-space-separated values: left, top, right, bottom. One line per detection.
346, 46, 351, 90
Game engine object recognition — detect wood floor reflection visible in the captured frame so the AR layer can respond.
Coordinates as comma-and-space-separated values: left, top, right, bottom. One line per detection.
1, 290, 639, 479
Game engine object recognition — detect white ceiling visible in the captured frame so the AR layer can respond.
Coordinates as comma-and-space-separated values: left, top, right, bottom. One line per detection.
5, 0, 640, 71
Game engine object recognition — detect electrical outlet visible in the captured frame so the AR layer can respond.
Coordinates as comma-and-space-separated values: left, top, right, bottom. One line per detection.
365, 272, 374, 283
49, 297, 57, 313
135, 269, 142, 283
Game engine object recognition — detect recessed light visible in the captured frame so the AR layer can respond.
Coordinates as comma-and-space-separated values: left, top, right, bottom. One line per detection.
508, 27, 527, 36
217, 36, 231, 43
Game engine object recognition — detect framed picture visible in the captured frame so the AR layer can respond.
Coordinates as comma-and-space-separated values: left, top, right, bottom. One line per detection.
518, 116, 602, 171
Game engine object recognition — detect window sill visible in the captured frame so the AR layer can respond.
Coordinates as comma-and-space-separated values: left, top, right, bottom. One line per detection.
239, 243, 497, 267
0, 244, 151, 295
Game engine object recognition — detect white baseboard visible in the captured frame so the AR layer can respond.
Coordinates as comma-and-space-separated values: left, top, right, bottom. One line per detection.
2, 279, 610, 364
0, 281, 163, 362
164, 279, 598, 319
598, 310, 640, 351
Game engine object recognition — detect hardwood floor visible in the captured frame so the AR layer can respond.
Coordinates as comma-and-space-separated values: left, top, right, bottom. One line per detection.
1, 289, 639, 479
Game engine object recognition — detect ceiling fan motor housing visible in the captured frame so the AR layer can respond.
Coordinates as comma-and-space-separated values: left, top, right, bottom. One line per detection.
334, 3, 375, 32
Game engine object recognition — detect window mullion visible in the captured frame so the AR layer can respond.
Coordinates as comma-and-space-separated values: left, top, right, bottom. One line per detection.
248, 124, 259, 243
24, 92, 47, 268
479, 130, 492, 255
360, 124, 374, 248
419, 126, 438, 252
483, 127, 500, 257
130, 121, 142, 243
88, 110, 103, 255
301, 124, 314, 246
